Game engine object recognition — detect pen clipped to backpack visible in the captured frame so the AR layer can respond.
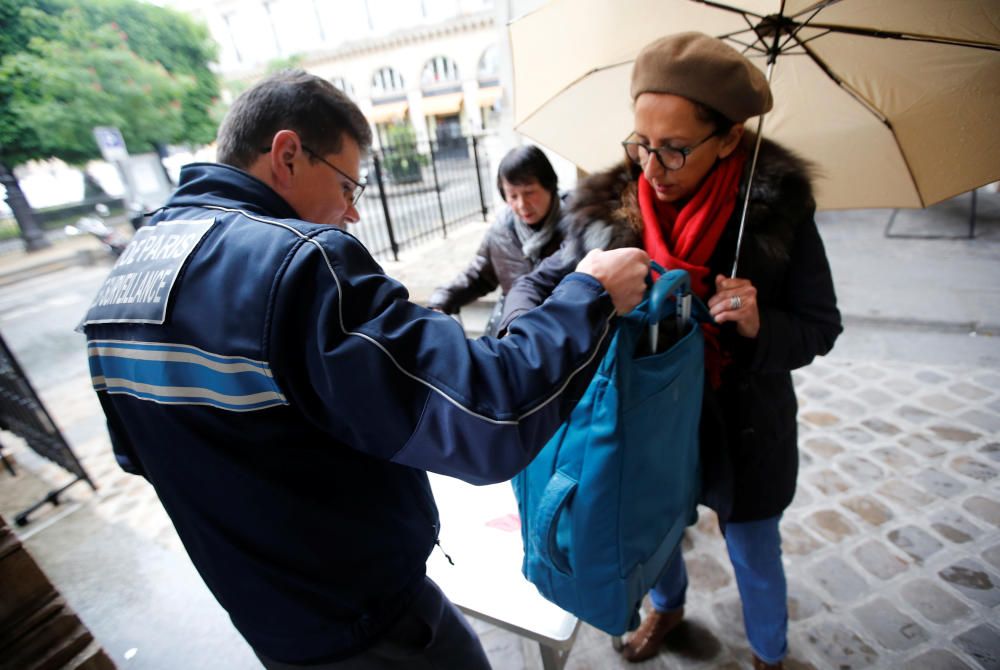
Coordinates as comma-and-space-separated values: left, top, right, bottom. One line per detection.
637, 261, 709, 357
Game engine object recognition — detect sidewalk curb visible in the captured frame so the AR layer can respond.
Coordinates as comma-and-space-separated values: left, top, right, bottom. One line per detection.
843, 314, 1000, 336
0, 250, 104, 289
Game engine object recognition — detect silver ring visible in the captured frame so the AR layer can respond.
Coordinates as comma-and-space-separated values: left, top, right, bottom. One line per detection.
729, 295, 742, 310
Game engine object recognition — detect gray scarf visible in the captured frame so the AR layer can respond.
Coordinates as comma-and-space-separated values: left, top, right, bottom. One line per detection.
513, 196, 561, 263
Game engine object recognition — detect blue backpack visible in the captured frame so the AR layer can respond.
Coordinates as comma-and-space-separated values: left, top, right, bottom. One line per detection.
513, 266, 707, 635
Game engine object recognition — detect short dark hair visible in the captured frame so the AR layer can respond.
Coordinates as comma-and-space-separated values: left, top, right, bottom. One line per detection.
693, 101, 735, 137
216, 69, 373, 169
496, 145, 558, 200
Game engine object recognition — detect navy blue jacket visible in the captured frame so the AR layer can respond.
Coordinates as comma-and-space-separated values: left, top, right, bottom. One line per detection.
81, 163, 615, 663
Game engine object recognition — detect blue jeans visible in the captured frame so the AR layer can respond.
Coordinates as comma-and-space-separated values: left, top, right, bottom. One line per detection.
650, 515, 787, 664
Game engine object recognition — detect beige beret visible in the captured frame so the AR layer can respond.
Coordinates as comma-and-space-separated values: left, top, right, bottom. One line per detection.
630, 32, 773, 122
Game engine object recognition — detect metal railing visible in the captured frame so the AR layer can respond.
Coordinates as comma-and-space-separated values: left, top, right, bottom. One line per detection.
351, 134, 493, 261
0, 333, 96, 525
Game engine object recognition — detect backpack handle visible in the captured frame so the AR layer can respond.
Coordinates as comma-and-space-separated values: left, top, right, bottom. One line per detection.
646, 262, 691, 325
644, 262, 712, 325
532, 470, 577, 577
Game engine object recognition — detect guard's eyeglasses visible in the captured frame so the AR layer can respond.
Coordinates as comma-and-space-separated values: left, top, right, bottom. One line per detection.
259, 144, 366, 205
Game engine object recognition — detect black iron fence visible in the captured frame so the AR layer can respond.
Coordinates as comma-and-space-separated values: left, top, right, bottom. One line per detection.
351, 134, 494, 261
0, 333, 96, 525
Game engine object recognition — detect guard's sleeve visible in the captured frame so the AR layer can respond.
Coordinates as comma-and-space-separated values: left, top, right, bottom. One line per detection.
269, 229, 615, 485
748, 215, 842, 372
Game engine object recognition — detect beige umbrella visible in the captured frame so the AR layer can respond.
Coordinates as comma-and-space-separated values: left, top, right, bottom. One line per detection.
510, 0, 1000, 211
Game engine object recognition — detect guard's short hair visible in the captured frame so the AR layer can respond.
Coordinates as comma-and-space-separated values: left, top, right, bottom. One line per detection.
216, 69, 373, 169
496, 145, 558, 200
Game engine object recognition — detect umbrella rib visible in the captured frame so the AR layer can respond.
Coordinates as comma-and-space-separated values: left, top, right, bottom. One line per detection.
731, 12, 770, 55
777, 5, 829, 54
690, 0, 765, 22
726, 38, 811, 58
793, 36, 888, 125
804, 23, 1000, 51
775, 29, 802, 55
722, 32, 771, 56
512, 61, 633, 129
728, 38, 769, 56
718, 2, 835, 60
790, 35, 928, 208
795, 29, 833, 48
785, 0, 844, 21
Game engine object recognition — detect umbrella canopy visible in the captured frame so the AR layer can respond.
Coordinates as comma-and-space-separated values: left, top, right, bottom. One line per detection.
510, 0, 1000, 209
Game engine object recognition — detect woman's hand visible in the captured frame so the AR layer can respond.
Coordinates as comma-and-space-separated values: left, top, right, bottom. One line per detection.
708, 274, 760, 338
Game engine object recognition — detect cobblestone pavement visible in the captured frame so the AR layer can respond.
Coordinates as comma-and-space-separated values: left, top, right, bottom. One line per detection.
472, 356, 1000, 670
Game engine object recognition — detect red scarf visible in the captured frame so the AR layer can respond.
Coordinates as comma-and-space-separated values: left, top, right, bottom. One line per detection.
638, 151, 745, 387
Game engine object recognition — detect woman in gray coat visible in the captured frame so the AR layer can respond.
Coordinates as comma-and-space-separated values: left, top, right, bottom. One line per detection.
428, 145, 566, 336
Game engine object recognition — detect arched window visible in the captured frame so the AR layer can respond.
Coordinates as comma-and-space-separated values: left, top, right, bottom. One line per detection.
329, 76, 355, 98
477, 45, 499, 86
371, 67, 405, 98
476, 45, 503, 130
420, 55, 460, 90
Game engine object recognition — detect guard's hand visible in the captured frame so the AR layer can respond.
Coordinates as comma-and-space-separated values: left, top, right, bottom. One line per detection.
575, 248, 650, 315
708, 274, 760, 338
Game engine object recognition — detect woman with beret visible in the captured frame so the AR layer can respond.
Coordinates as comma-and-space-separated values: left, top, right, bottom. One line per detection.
428, 145, 565, 336
499, 32, 842, 669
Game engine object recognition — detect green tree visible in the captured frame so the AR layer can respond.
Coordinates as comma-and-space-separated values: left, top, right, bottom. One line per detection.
266, 54, 304, 74
0, 0, 66, 166
75, 0, 219, 146
382, 123, 427, 184
0, 0, 66, 59
3, 8, 191, 163
0, 0, 219, 249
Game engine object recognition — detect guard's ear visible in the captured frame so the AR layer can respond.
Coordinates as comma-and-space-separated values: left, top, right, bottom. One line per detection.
717, 122, 745, 159
268, 130, 301, 188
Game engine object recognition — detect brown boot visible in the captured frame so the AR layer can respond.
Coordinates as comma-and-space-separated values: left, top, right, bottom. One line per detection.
752, 653, 784, 670
621, 607, 684, 662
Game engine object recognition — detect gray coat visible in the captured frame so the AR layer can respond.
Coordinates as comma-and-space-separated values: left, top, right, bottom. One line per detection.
428, 200, 565, 335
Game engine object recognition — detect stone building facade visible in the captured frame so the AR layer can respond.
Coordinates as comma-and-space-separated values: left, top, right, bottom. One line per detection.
167, 0, 504, 149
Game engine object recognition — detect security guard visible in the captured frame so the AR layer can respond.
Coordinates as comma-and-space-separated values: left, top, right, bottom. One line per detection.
81, 69, 649, 669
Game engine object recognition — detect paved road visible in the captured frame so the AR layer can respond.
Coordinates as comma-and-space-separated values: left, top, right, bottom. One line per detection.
0, 265, 107, 389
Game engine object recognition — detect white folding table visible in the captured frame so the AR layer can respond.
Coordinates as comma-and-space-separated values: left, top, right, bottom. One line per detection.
426, 474, 580, 670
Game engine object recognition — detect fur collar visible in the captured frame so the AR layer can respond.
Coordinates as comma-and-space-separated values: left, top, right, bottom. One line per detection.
560, 135, 816, 265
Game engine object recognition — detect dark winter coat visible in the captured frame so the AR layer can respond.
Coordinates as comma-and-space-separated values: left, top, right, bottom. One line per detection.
500, 137, 843, 523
